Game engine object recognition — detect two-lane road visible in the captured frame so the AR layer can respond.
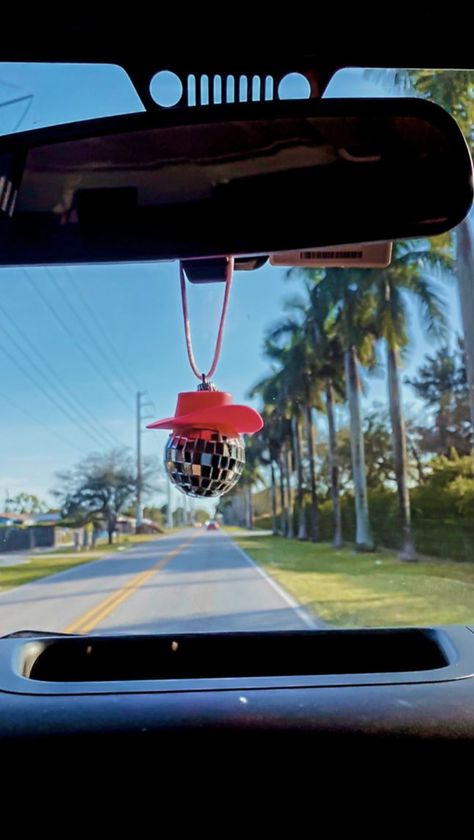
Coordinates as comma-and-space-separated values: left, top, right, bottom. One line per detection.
0, 529, 316, 636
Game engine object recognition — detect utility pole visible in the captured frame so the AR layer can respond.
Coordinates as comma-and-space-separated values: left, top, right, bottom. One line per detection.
136, 391, 155, 531
137, 392, 175, 532
166, 479, 173, 529
136, 392, 144, 530
136, 391, 159, 532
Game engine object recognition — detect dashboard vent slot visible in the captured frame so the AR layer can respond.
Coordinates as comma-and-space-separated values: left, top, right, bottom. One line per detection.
21, 629, 450, 683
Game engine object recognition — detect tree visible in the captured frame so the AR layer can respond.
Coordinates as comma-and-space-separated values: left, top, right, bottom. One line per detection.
318, 409, 420, 495
194, 508, 210, 524
369, 239, 450, 559
249, 367, 295, 537
310, 269, 378, 550
296, 239, 449, 559
6, 493, 47, 515
143, 506, 165, 527
366, 68, 474, 436
264, 282, 347, 544
300, 273, 344, 548
250, 405, 283, 535
411, 451, 474, 520
238, 436, 264, 530
54, 449, 155, 544
407, 338, 472, 455
262, 335, 319, 540
172, 506, 186, 527
357, 411, 395, 489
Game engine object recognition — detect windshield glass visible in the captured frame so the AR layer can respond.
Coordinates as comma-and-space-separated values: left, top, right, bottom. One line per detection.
0, 64, 473, 635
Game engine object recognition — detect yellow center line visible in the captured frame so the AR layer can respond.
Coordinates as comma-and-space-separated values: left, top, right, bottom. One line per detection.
64, 533, 200, 634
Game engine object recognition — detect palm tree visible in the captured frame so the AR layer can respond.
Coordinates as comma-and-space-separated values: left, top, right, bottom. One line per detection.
267, 282, 347, 546
268, 343, 308, 540
365, 68, 474, 436
254, 405, 283, 535
312, 269, 378, 551
370, 240, 449, 559
263, 333, 323, 541
238, 437, 263, 530
302, 282, 347, 547
249, 369, 294, 537
325, 375, 343, 547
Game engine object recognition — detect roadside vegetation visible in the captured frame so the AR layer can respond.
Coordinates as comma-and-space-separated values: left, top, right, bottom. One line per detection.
219, 70, 474, 571
232, 532, 474, 627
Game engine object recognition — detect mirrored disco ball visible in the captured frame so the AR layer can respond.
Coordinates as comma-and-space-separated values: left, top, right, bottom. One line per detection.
164, 430, 245, 498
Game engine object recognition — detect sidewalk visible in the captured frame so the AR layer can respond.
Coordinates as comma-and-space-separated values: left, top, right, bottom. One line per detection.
0, 542, 74, 567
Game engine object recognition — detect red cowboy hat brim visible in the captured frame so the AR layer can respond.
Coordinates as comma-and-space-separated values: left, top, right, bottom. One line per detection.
147, 403, 263, 435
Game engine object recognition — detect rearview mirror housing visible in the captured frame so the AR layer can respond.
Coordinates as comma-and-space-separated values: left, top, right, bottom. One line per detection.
0, 97, 471, 266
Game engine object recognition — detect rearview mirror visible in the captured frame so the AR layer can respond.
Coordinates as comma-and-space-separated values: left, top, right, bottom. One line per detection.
0, 98, 471, 266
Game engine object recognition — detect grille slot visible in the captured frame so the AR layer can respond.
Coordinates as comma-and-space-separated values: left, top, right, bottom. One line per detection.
185, 72, 275, 106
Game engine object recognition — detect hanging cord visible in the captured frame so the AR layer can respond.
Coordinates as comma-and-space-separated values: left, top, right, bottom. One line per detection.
179, 257, 234, 384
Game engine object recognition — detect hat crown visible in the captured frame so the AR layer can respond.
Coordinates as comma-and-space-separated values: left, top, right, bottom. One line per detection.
174, 390, 232, 416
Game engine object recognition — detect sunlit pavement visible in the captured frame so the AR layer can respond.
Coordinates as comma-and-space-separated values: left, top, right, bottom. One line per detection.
0, 528, 317, 636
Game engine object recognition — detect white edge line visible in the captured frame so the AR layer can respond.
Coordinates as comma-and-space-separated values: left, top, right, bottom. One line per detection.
228, 535, 324, 630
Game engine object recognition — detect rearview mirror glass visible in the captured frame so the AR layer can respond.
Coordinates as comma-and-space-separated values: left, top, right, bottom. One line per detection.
0, 98, 471, 265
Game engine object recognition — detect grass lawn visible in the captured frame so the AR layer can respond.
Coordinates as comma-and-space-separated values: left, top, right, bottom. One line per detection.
0, 532, 170, 592
231, 531, 474, 627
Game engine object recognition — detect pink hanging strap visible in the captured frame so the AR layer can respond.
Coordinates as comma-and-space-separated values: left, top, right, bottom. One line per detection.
179, 257, 234, 384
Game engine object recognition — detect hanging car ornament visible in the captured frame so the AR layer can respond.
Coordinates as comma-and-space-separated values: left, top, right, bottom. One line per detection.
147, 258, 263, 498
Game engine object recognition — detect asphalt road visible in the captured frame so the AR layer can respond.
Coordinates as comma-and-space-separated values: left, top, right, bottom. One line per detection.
0, 529, 316, 636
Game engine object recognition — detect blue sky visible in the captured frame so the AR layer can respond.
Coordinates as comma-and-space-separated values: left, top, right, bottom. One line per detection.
0, 64, 467, 508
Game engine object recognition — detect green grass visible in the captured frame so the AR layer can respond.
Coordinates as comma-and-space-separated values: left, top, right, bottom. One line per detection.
223, 525, 249, 534
231, 532, 474, 627
0, 532, 168, 592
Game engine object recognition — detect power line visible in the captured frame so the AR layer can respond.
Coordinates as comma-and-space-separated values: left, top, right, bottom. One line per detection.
65, 266, 139, 396
0, 331, 108, 450
0, 389, 84, 454
24, 269, 132, 414
46, 267, 132, 412
0, 338, 109, 451
0, 299, 123, 450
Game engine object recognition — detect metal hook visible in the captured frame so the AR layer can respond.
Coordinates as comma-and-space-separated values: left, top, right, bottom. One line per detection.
198, 375, 216, 391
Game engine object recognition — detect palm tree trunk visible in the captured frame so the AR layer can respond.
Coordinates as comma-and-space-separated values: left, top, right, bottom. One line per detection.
284, 441, 294, 538
278, 453, 287, 535
387, 345, 416, 561
457, 216, 474, 440
345, 347, 374, 551
305, 404, 319, 541
291, 414, 307, 540
270, 460, 278, 535
245, 485, 253, 530
325, 381, 343, 547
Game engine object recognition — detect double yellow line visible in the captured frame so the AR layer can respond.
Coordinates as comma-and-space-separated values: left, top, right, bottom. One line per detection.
64, 534, 198, 635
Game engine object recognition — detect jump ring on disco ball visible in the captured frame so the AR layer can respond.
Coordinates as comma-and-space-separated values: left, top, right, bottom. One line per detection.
164, 430, 245, 498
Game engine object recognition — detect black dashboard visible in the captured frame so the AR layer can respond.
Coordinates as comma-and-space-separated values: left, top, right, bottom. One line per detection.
2, 627, 474, 759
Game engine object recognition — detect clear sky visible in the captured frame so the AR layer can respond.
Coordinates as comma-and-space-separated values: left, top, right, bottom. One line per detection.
0, 64, 467, 508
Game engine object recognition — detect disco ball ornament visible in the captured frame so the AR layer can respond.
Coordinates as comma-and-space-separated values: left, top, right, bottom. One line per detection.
147, 387, 263, 498
164, 430, 245, 498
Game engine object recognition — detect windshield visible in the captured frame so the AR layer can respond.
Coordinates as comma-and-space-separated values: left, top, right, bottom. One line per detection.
0, 64, 473, 635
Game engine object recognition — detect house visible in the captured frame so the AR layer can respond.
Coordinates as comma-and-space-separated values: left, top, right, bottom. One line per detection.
0, 512, 32, 526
